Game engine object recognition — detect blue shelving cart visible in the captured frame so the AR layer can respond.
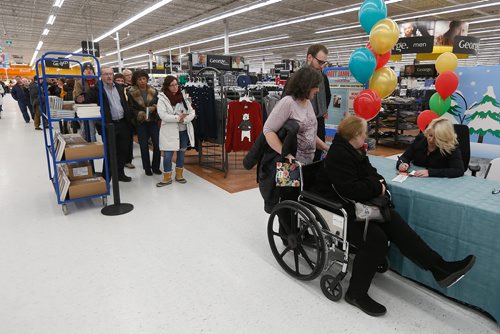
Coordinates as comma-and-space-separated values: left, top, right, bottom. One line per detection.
36, 51, 110, 215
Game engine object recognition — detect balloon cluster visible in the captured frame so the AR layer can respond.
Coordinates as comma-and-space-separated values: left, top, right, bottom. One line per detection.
416, 52, 459, 132
349, 0, 399, 121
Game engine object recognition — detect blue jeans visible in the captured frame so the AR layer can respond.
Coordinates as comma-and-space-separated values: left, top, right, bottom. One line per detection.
163, 130, 189, 172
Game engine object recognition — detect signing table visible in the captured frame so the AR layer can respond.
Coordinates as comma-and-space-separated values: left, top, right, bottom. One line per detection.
370, 156, 500, 323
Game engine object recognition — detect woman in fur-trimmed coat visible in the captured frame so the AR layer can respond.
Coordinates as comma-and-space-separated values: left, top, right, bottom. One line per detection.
127, 70, 160, 176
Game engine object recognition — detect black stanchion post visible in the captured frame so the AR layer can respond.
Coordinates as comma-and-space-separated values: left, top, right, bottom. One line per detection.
101, 123, 134, 216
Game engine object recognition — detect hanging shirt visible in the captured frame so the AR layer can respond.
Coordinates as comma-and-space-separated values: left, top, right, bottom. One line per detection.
225, 100, 263, 152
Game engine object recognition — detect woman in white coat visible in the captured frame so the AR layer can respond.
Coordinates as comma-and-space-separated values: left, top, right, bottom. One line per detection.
156, 76, 195, 186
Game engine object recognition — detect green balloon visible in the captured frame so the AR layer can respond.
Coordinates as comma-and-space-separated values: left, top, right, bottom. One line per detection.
429, 92, 451, 116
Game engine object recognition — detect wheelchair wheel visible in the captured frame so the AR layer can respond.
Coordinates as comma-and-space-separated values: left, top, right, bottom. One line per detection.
320, 274, 343, 302
268, 200, 327, 281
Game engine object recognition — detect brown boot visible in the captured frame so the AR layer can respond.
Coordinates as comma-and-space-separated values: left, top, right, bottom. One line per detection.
175, 167, 187, 183
156, 171, 172, 187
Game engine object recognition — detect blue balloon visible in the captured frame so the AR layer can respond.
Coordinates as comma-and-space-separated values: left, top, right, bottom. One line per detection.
359, 0, 387, 34
349, 48, 377, 84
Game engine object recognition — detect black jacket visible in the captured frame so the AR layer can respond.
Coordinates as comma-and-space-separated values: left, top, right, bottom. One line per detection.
314, 134, 385, 204
244, 119, 299, 213
396, 134, 464, 178
83, 82, 132, 134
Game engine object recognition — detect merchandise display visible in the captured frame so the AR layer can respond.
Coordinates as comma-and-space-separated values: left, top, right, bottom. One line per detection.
1, 0, 499, 332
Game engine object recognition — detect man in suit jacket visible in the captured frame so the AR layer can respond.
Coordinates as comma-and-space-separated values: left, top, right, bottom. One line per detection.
76, 67, 133, 182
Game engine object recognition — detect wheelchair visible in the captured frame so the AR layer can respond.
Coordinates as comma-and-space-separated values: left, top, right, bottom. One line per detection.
267, 161, 389, 302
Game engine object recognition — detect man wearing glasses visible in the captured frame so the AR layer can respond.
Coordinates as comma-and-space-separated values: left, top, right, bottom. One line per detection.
306, 44, 331, 161
76, 67, 133, 182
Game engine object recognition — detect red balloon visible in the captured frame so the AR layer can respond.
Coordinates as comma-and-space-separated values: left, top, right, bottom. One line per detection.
366, 42, 392, 70
354, 89, 382, 121
435, 71, 459, 99
417, 110, 439, 132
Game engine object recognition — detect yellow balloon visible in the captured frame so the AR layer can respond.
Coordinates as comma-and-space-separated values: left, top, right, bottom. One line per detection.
369, 67, 397, 99
369, 18, 399, 55
436, 52, 458, 74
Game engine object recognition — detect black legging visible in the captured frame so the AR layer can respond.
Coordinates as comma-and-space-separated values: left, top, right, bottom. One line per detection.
347, 209, 442, 298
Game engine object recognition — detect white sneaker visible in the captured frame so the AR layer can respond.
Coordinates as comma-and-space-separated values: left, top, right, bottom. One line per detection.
125, 163, 135, 169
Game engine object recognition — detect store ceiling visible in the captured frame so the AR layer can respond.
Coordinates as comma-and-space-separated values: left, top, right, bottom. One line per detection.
1, 0, 499, 70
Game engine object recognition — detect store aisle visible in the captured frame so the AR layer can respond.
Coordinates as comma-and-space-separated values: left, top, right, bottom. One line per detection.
0, 94, 498, 333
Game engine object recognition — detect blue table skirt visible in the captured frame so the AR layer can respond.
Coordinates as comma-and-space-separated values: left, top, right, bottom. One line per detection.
369, 155, 500, 323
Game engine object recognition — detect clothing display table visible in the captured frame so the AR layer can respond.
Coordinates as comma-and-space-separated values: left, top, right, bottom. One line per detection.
370, 155, 500, 323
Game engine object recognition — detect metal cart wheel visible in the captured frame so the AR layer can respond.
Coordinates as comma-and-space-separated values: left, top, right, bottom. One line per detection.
320, 274, 343, 302
102, 196, 107, 207
62, 204, 68, 215
267, 200, 327, 281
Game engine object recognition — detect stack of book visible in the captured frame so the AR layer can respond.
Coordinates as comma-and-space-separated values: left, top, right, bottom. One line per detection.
57, 165, 71, 201
74, 103, 101, 118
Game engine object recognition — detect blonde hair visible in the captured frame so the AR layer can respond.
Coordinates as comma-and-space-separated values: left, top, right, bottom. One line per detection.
337, 115, 367, 141
424, 118, 458, 155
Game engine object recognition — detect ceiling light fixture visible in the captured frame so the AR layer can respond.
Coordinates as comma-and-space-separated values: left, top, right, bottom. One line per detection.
53, 0, 65, 7
197, 35, 290, 53
42, 29, 50, 36
470, 28, 500, 35
106, 0, 282, 56
393, 1, 500, 22
29, 51, 39, 68
36, 41, 44, 51
47, 15, 56, 25
470, 17, 500, 25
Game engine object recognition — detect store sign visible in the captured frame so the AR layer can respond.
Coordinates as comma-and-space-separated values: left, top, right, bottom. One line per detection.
403, 64, 436, 77
207, 55, 231, 70
324, 67, 360, 85
453, 36, 479, 55
45, 59, 70, 69
392, 36, 435, 54
81, 41, 100, 57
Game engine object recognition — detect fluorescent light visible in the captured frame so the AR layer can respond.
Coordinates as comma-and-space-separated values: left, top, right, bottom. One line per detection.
470, 17, 500, 25
197, 35, 290, 53
106, 0, 282, 56
122, 60, 150, 67
53, 0, 65, 7
94, 0, 174, 43
47, 15, 56, 25
42, 29, 50, 36
152, 36, 224, 55
316, 24, 361, 34
36, 41, 44, 50
29, 51, 39, 67
394, 1, 500, 21
470, 28, 500, 35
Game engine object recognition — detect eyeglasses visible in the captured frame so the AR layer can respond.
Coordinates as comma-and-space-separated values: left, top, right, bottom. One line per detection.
101, 72, 114, 76
313, 56, 328, 66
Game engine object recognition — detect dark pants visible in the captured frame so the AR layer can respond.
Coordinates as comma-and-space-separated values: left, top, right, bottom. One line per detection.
17, 101, 31, 123
105, 119, 131, 177
137, 121, 160, 172
277, 187, 301, 236
126, 127, 135, 164
347, 209, 442, 298
314, 116, 326, 162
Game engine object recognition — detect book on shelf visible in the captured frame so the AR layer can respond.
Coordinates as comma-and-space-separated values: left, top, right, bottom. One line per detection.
57, 165, 71, 201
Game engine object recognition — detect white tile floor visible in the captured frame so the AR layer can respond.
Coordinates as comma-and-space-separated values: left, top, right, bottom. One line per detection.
0, 94, 498, 334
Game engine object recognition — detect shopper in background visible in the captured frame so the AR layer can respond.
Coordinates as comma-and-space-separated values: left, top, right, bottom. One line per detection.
127, 70, 161, 176
156, 75, 195, 186
29, 76, 44, 130
114, 73, 125, 85
11, 76, 31, 123
314, 115, 475, 317
397, 118, 464, 178
76, 67, 133, 182
21, 78, 34, 120
0, 81, 4, 119
74, 63, 98, 142
64, 79, 75, 101
122, 68, 136, 170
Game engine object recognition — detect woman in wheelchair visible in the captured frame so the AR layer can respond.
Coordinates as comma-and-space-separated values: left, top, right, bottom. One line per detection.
313, 116, 475, 317
397, 118, 464, 178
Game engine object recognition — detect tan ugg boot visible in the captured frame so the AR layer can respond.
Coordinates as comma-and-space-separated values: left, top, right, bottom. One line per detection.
156, 172, 172, 187
175, 167, 187, 183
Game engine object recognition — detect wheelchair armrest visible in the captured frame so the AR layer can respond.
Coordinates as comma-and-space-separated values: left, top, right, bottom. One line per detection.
469, 163, 480, 177
300, 190, 344, 211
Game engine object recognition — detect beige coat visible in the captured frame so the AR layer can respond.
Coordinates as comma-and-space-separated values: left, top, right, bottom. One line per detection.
157, 92, 195, 151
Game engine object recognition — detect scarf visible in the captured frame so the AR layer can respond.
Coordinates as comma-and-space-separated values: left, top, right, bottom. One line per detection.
165, 90, 184, 106
86, 79, 96, 87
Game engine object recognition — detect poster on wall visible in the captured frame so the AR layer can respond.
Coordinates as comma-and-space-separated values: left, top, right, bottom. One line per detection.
446, 66, 500, 157
434, 21, 469, 47
231, 56, 245, 70
190, 53, 207, 69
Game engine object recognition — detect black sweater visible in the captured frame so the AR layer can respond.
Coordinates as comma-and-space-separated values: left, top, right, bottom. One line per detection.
396, 134, 464, 178
314, 134, 384, 203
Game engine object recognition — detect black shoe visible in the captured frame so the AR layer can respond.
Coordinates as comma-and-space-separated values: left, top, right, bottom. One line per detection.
145, 169, 153, 176
345, 292, 387, 317
431, 255, 476, 288
152, 169, 162, 175
118, 174, 132, 182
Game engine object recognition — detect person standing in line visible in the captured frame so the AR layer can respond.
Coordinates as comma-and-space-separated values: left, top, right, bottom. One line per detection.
0, 81, 4, 119
76, 67, 133, 182
127, 70, 161, 176
21, 78, 34, 120
122, 68, 136, 170
29, 76, 44, 130
11, 76, 31, 123
73, 63, 98, 141
156, 76, 196, 186
113, 73, 125, 85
